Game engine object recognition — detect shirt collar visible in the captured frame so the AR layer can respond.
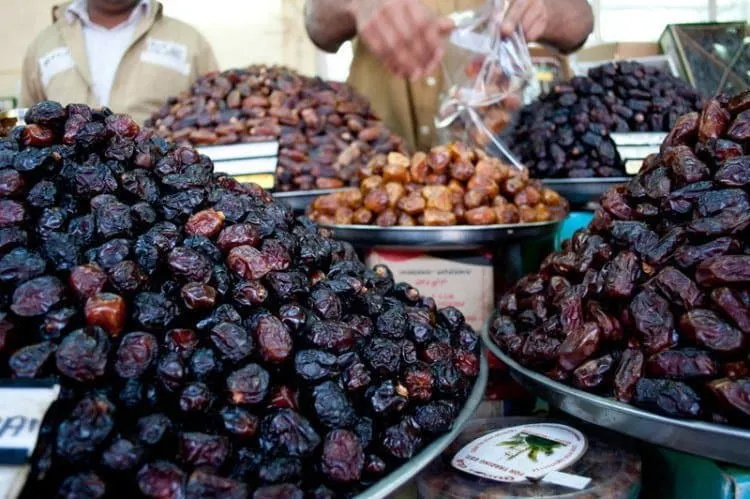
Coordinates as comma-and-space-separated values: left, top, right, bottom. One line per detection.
65, 0, 151, 28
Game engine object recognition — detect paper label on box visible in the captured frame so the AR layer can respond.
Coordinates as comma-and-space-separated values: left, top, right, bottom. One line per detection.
364, 250, 493, 332
0, 381, 60, 463
0, 380, 60, 499
451, 424, 588, 485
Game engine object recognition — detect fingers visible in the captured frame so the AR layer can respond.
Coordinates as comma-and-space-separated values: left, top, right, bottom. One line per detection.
436, 16, 456, 35
520, 1, 547, 41
500, 0, 532, 38
357, 0, 451, 79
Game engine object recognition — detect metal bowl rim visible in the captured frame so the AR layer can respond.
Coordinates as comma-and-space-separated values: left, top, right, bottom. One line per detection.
481, 324, 750, 440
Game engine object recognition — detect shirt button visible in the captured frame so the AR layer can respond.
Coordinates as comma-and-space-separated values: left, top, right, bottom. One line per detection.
419, 125, 431, 136
425, 76, 437, 87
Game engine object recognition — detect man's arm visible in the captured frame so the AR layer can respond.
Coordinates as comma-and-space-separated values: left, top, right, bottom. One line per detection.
304, 0, 357, 53
501, 0, 594, 54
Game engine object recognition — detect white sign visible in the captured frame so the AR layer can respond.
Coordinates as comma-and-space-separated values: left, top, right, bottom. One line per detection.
39, 47, 76, 88
0, 384, 60, 458
451, 423, 591, 489
0, 382, 59, 499
140, 38, 191, 76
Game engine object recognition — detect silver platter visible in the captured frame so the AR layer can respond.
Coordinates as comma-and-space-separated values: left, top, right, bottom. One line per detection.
543, 177, 630, 206
321, 220, 562, 250
272, 188, 350, 213
356, 353, 488, 499
482, 326, 750, 467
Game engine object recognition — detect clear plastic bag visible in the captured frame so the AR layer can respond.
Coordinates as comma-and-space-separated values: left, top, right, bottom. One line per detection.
435, 0, 534, 168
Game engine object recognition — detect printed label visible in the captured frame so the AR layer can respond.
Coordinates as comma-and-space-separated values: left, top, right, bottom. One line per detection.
365, 250, 494, 332
451, 424, 588, 485
140, 38, 190, 75
0, 383, 60, 461
38, 47, 75, 88
0, 381, 60, 499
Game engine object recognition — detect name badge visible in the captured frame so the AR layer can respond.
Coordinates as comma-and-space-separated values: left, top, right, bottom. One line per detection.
38, 47, 75, 88
140, 38, 191, 76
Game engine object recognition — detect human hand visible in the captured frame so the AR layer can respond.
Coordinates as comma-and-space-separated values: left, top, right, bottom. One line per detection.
499, 0, 549, 42
351, 0, 455, 79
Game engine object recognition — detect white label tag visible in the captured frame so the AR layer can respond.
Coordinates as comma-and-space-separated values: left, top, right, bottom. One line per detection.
140, 38, 190, 75
0, 383, 60, 459
0, 466, 29, 499
450, 31, 492, 55
451, 424, 588, 484
38, 47, 75, 88
0, 381, 59, 499
542, 470, 592, 490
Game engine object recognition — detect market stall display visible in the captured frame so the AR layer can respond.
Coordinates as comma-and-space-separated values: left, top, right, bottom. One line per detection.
488, 90, 750, 428
507, 61, 705, 179
307, 144, 569, 227
0, 101, 481, 498
144, 65, 406, 192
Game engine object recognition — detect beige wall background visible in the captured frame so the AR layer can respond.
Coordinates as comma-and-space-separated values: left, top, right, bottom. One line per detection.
0, 0, 319, 103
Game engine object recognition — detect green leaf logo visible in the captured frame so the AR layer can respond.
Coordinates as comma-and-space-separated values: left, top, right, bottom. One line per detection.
497, 432, 566, 462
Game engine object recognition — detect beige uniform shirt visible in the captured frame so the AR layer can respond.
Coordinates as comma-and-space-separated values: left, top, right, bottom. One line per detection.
20, 1, 219, 124
348, 0, 483, 152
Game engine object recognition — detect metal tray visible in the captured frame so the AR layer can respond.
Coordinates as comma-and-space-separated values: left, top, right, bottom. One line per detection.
543, 178, 630, 206
356, 353, 488, 499
272, 188, 350, 213
321, 220, 562, 250
481, 327, 750, 467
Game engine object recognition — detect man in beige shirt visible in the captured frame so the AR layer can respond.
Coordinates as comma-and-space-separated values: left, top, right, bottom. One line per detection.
305, 0, 594, 152
21, 0, 219, 124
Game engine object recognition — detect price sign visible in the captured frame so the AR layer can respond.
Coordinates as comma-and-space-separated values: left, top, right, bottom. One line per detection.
0, 380, 60, 499
197, 141, 279, 191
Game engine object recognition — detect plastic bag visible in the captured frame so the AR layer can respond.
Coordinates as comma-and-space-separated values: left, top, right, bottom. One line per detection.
435, 0, 534, 168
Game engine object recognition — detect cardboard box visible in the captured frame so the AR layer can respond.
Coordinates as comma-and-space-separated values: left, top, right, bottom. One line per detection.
570, 42, 679, 77
576, 42, 662, 62
364, 249, 494, 333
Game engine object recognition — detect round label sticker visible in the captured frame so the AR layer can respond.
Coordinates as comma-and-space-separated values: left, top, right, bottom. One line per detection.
451, 424, 588, 483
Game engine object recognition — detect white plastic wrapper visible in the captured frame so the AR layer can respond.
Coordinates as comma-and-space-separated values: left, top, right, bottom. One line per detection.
436, 0, 534, 167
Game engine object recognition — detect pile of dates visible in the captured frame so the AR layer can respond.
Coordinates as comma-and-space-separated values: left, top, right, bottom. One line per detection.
490, 89, 750, 425
0, 101, 480, 498
307, 143, 569, 226
508, 61, 705, 178
144, 65, 406, 192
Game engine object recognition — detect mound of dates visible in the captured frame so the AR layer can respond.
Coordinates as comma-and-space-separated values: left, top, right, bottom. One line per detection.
307, 143, 568, 226
144, 65, 406, 192
0, 101, 480, 498
508, 61, 705, 178
491, 89, 750, 426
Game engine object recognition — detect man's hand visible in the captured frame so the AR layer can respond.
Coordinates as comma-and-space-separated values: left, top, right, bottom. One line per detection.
499, 0, 549, 43
351, 0, 454, 80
